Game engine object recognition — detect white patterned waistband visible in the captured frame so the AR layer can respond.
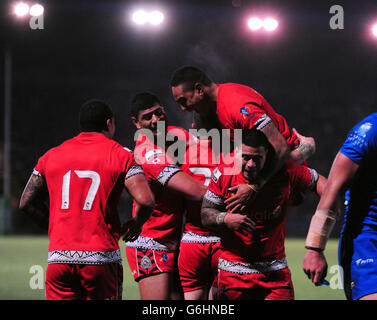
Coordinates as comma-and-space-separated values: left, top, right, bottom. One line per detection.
218, 257, 288, 274
48, 249, 122, 265
181, 232, 221, 243
125, 235, 177, 252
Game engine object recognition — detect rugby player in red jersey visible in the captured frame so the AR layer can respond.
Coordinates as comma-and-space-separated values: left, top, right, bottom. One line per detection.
126, 92, 207, 300
170, 66, 315, 212
179, 139, 221, 300
19, 100, 155, 300
201, 128, 326, 300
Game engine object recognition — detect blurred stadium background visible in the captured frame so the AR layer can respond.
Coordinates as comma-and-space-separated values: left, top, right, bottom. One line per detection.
1, 0, 377, 300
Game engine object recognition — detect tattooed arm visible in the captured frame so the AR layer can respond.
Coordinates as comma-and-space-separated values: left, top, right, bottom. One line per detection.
201, 194, 255, 236
19, 173, 49, 230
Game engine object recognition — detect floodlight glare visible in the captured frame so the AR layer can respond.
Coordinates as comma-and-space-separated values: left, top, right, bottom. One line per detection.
132, 10, 148, 25
149, 10, 164, 25
373, 24, 377, 37
263, 18, 278, 31
248, 17, 263, 31
14, 2, 30, 17
29, 4, 44, 17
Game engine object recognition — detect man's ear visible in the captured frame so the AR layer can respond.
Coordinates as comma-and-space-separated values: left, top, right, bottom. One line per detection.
194, 82, 204, 95
106, 118, 112, 129
131, 116, 141, 129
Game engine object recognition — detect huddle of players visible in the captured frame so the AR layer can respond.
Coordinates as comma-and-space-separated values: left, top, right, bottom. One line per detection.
20, 66, 340, 300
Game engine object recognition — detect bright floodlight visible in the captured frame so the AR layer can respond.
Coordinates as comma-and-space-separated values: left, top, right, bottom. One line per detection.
14, 2, 29, 17
373, 24, 377, 37
248, 17, 263, 31
29, 4, 44, 17
149, 10, 164, 25
132, 10, 148, 25
263, 18, 279, 31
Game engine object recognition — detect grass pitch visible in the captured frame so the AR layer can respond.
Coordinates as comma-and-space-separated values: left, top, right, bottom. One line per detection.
0, 236, 345, 300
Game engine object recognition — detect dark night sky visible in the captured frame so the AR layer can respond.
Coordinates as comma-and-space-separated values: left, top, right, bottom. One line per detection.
1, 0, 377, 233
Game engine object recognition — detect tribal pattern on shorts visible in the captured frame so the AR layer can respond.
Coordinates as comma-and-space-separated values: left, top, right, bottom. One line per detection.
48, 249, 122, 265
181, 232, 221, 243
218, 257, 288, 274
125, 235, 177, 252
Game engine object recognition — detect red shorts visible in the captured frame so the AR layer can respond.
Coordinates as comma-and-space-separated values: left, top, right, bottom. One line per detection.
126, 247, 175, 282
217, 261, 294, 300
45, 263, 123, 300
178, 240, 221, 292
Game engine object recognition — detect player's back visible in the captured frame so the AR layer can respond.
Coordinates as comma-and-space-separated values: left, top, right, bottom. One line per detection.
216, 83, 298, 149
35, 132, 135, 255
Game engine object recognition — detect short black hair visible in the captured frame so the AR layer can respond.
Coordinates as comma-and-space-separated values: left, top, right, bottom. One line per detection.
242, 128, 273, 152
79, 99, 113, 132
170, 66, 213, 91
130, 92, 161, 119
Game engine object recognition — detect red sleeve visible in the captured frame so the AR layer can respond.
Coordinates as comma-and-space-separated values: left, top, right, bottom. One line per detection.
204, 166, 226, 209
236, 103, 272, 131
286, 161, 318, 199
33, 152, 49, 177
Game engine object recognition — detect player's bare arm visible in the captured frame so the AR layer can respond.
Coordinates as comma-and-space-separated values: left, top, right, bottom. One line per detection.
201, 197, 255, 235
167, 171, 207, 202
303, 159, 349, 285
122, 173, 155, 242
19, 173, 49, 230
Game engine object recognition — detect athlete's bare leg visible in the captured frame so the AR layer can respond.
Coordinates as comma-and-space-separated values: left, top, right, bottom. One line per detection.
359, 293, 377, 300
208, 285, 218, 300
184, 288, 208, 300
138, 272, 172, 300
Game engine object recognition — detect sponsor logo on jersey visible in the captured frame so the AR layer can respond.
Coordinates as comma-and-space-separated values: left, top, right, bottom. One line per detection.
356, 122, 373, 138
240, 105, 251, 119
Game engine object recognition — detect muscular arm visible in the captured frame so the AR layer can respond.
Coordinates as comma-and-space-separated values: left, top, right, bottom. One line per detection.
19, 173, 49, 230
303, 155, 356, 285
166, 171, 207, 202
124, 173, 155, 226
258, 121, 290, 187
317, 152, 358, 212
201, 197, 255, 235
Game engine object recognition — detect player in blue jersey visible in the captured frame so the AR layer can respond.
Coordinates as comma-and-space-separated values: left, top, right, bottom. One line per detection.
302, 113, 377, 300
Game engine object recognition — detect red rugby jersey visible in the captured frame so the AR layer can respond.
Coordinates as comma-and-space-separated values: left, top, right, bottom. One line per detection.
216, 83, 299, 149
181, 139, 218, 235
205, 160, 317, 262
34, 132, 140, 258
131, 126, 195, 243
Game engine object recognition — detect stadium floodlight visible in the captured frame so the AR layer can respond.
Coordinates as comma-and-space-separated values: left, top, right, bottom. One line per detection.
29, 3, 44, 17
149, 10, 164, 25
248, 17, 263, 31
263, 18, 279, 31
13, 2, 29, 17
132, 9, 149, 25
372, 24, 377, 37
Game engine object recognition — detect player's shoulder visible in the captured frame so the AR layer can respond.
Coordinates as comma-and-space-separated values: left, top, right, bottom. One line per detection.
352, 113, 377, 136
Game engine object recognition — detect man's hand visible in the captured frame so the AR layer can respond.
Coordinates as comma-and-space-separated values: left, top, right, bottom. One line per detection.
223, 213, 256, 236
224, 184, 258, 213
290, 128, 316, 164
121, 218, 142, 242
303, 249, 328, 286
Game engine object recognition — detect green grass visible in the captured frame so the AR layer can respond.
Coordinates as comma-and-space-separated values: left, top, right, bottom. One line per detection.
0, 236, 345, 300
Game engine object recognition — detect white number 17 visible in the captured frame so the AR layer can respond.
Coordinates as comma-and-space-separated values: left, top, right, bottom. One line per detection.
61, 170, 101, 210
